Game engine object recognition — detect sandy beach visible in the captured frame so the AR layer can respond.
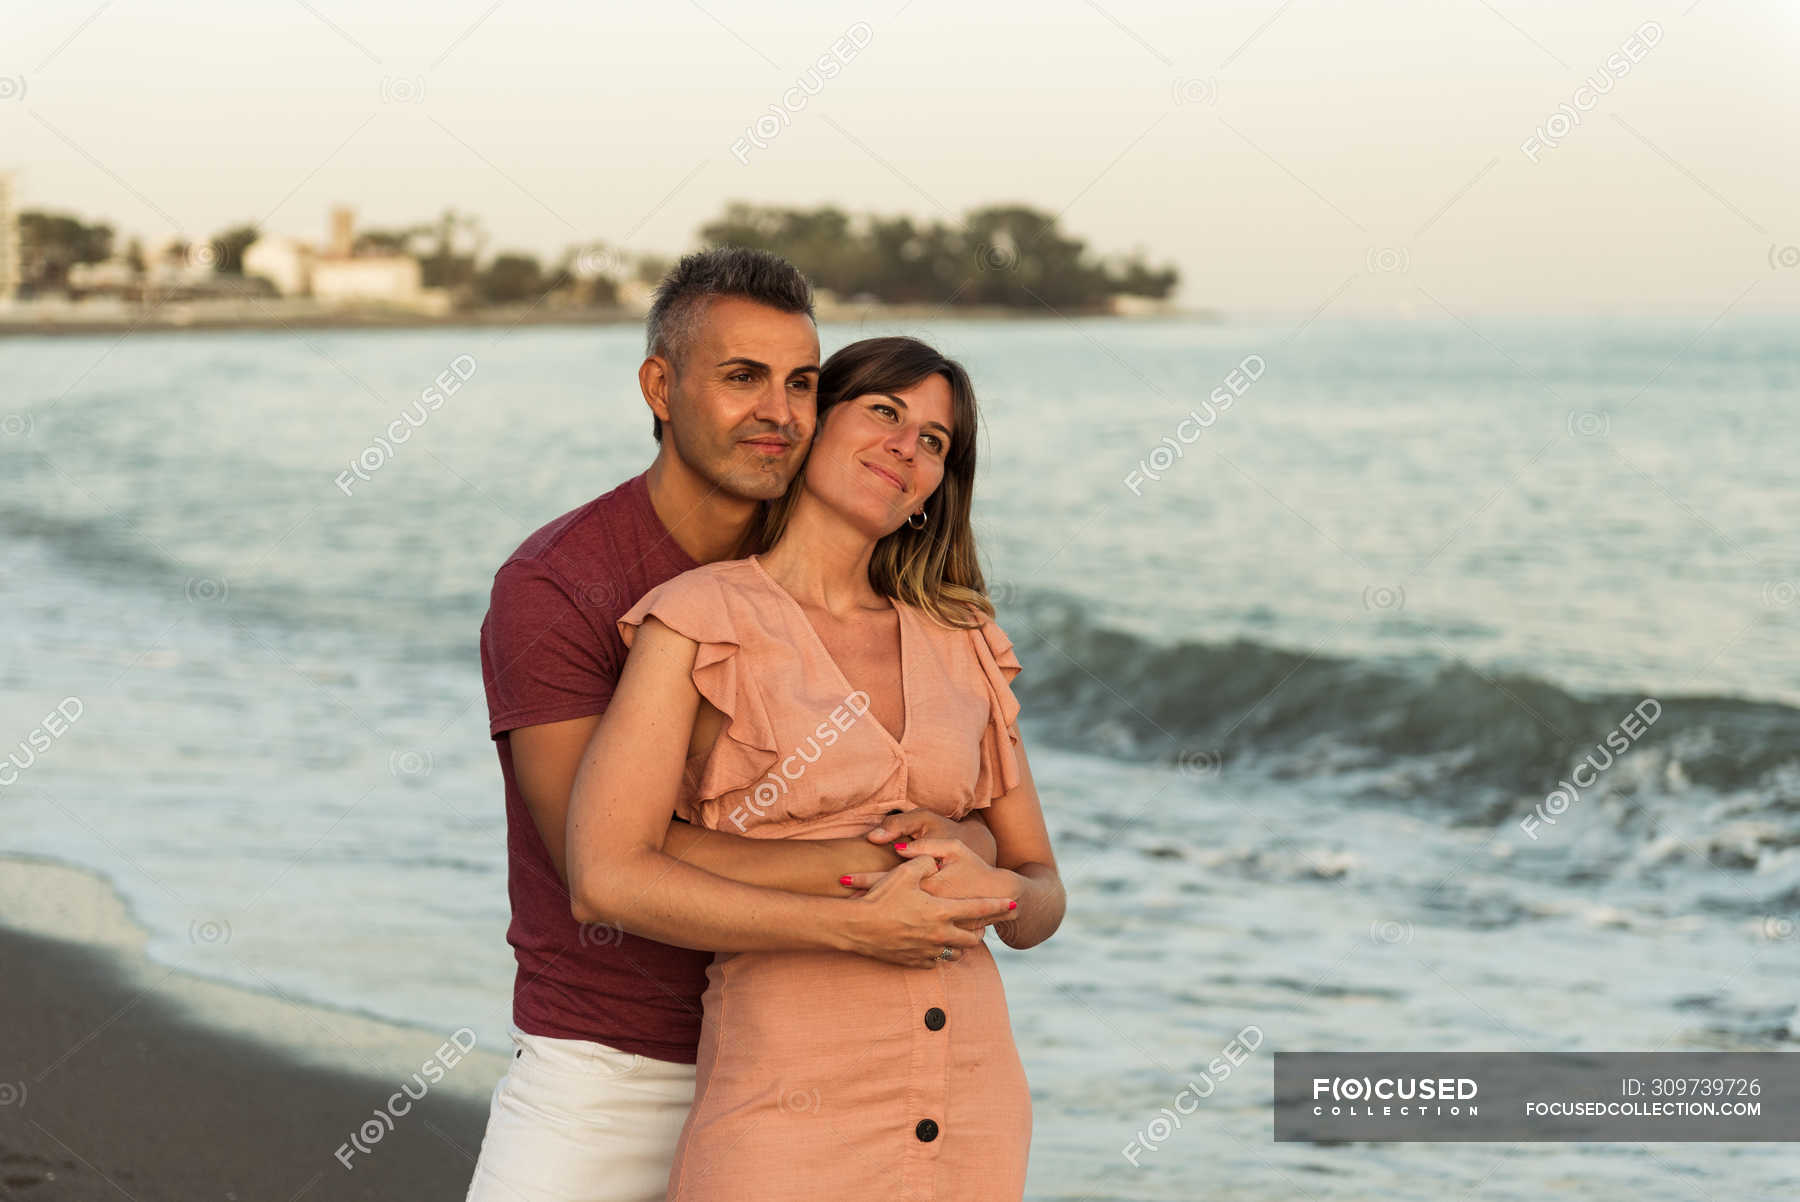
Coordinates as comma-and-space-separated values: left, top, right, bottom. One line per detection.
0, 857, 505, 1201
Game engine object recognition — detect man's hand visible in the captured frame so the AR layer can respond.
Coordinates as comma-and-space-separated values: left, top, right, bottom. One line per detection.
841, 837, 1023, 921
865, 807, 997, 866
836, 857, 1017, 968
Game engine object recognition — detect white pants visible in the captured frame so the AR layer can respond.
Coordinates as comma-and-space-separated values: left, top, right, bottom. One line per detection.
464, 1027, 698, 1202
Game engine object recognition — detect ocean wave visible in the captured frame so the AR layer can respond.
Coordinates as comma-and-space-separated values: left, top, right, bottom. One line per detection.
1000, 591, 1800, 817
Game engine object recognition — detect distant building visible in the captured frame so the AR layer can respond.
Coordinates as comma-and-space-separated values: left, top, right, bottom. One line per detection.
142, 234, 224, 289
243, 206, 445, 311
311, 254, 424, 304
327, 205, 355, 258
0, 171, 20, 303
243, 235, 314, 297
66, 259, 139, 295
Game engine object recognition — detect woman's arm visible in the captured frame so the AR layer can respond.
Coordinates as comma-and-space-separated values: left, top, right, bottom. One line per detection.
564, 616, 1019, 966
957, 737, 1064, 949
510, 713, 901, 896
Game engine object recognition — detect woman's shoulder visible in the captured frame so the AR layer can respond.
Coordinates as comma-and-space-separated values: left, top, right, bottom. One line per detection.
619, 558, 766, 640
903, 597, 1013, 652
638, 557, 764, 602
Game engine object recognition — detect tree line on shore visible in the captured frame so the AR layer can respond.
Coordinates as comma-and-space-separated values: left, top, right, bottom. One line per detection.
14, 201, 1178, 311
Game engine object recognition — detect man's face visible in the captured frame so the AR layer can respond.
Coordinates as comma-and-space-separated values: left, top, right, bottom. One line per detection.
655, 296, 820, 502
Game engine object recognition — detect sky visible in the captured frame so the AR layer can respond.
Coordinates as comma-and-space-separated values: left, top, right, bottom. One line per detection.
2, 0, 1797, 319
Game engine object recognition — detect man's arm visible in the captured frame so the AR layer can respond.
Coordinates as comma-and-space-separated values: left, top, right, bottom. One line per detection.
511, 715, 976, 895
562, 617, 1016, 968
840, 739, 1065, 950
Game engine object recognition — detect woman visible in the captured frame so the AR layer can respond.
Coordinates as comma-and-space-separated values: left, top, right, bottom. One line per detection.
565, 336, 1065, 1201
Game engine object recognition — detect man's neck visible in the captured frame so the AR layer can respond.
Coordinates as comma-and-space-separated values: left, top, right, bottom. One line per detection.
643, 451, 760, 565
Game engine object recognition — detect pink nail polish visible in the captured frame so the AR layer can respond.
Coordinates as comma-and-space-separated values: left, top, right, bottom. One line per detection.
894, 842, 908, 851
839, 875, 854, 887
1007, 900, 1017, 910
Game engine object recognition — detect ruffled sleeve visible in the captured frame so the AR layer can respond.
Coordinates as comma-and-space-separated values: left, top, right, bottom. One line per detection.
617, 570, 778, 827
968, 614, 1024, 807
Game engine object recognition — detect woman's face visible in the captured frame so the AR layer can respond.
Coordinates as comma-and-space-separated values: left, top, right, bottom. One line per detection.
803, 373, 956, 538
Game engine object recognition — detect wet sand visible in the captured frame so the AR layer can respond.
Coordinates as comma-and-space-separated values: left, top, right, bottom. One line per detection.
0, 858, 502, 1200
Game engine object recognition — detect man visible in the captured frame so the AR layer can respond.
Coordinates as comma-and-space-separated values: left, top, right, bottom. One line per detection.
465, 248, 1013, 1202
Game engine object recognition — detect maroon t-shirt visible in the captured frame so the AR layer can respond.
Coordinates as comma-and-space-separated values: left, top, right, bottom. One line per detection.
479, 470, 712, 1062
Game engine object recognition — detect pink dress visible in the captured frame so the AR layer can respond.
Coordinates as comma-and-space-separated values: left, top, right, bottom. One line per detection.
617, 556, 1032, 1202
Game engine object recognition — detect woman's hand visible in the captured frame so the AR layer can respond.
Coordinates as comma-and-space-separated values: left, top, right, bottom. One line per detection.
841, 856, 1017, 967
841, 838, 1023, 927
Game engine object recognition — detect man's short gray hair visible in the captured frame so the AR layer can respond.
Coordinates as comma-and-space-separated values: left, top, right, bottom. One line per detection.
644, 248, 815, 440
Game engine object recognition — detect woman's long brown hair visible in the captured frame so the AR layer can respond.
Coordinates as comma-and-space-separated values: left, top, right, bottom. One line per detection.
746, 336, 992, 629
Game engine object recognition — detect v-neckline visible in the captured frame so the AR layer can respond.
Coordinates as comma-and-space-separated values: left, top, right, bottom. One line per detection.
748, 554, 910, 749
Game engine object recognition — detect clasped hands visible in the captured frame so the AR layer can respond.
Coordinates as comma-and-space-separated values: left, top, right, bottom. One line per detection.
842, 807, 1023, 923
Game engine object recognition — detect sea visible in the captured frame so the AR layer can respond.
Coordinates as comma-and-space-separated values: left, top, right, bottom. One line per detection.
2, 313, 1796, 1199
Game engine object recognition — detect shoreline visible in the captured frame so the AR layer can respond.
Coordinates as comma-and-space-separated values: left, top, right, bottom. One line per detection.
0, 854, 504, 1199
0, 298, 1212, 338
